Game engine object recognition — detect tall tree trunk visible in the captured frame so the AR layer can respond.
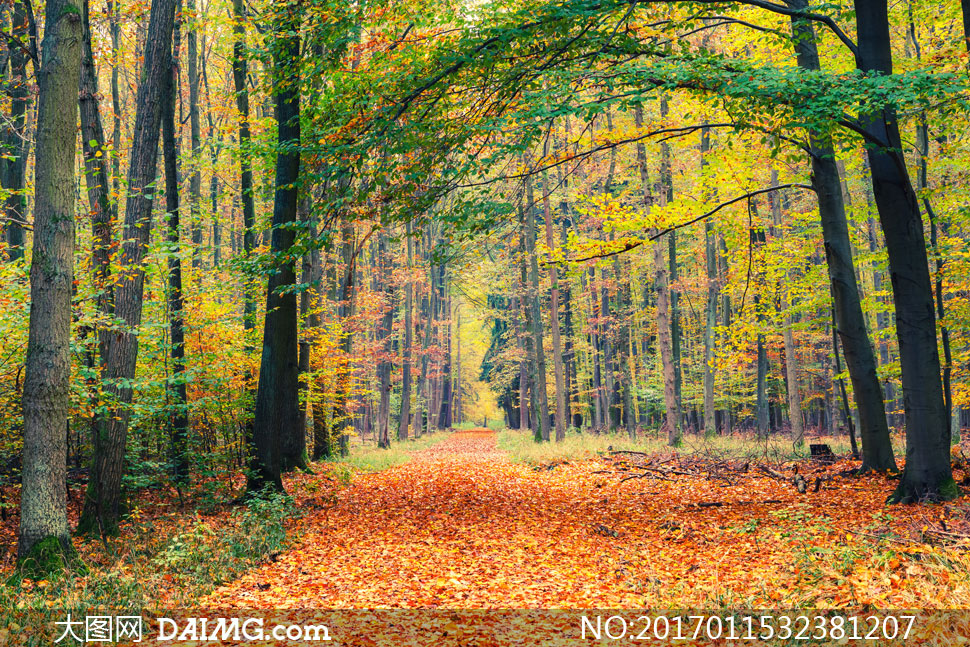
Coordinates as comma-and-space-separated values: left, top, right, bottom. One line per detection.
2, 0, 30, 262
523, 185, 550, 442
336, 222, 357, 453
375, 233, 394, 448
161, 22, 189, 484
79, 0, 178, 535
17, 0, 81, 565
659, 96, 683, 432
700, 126, 717, 438
772, 170, 804, 445
248, 3, 302, 489
653, 237, 680, 446
80, 0, 114, 369
453, 307, 462, 425
232, 0, 256, 331
790, 1, 896, 471
187, 0, 203, 268
555, 163, 579, 430
854, 0, 953, 501
107, 0, 121, 194
541, 147, 567, 441
398, 221, 414, 440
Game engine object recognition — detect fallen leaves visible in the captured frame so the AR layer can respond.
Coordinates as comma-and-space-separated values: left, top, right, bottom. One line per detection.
203, 429, 970, 611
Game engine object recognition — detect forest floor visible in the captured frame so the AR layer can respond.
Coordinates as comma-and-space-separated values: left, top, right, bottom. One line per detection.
204, 428, 970, 609
3, 428, 970, 645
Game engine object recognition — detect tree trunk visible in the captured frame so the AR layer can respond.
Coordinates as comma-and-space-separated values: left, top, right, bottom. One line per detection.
2, 1, 30, 262
79, 0, 178, 535
790, 0, 895, 471
700, 126, 717, 438
659, 96, 683, 433
187, 0, 203, 268
375, 233, 394, 448
161, 24, 190, 484
540, 147, 567, 441
854, 0, 954, 501
232, 0, 256, 331
522, 185, 550, 442
248, 3, 302, 490
79, 0, 114, 369
17, 0, 81, 565
398, 221, 414, 440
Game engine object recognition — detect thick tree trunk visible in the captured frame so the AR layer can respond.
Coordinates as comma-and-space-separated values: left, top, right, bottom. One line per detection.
2, 1, 30, 263
17, 0, 81, 565
790, 0, 895, 471
161, 27, 190, 484
79, 0, 178, 535
249, 5, 302, 490
854, 0, 954, 501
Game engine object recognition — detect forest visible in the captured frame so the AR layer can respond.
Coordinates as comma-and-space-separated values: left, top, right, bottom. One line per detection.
1, 0, 970, 643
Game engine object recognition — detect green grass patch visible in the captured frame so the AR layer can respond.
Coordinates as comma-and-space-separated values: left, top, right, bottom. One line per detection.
497, 428, 861, 464
331, 430, 452, 473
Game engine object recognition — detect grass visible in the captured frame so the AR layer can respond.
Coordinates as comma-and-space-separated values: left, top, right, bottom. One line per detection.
332, 429, 452, 473
497, 427, 864, 464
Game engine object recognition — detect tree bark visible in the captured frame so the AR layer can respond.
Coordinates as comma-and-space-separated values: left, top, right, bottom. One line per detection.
540, 144, 567, 441
232, 0, 256, 331
248, 2, 302, 490
17, 0, 81, 564
2, 1, 30, 263
79, 0, 114, 368
700, 126, 717, 438
161, 22, 189, 484
398, 221, 414, 440
790, 0, 896, 471
187, 0, 202, 268
79, 0, 178, 535
854, 0, 954, 501
375, 233, 394, 448
522, 184, 550, 442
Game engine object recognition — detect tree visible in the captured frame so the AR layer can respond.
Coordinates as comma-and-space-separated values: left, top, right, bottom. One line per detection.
248, 0, 303, 491
79, 0, 178, 535
161, 11, 189, 485
18, 0, 81, 568
789, 0, 895, 472
853, 0, 955, 502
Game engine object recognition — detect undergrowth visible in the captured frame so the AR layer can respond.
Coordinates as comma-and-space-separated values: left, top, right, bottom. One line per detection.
0, 490, 300, 644
497, 428, 859, 465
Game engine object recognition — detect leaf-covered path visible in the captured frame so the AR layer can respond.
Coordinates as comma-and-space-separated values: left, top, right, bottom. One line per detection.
206, 430, 966, 609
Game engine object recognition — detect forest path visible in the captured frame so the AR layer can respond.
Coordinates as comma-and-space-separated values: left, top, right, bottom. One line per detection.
203, 429, 938, 609
205, 428, 656, 607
